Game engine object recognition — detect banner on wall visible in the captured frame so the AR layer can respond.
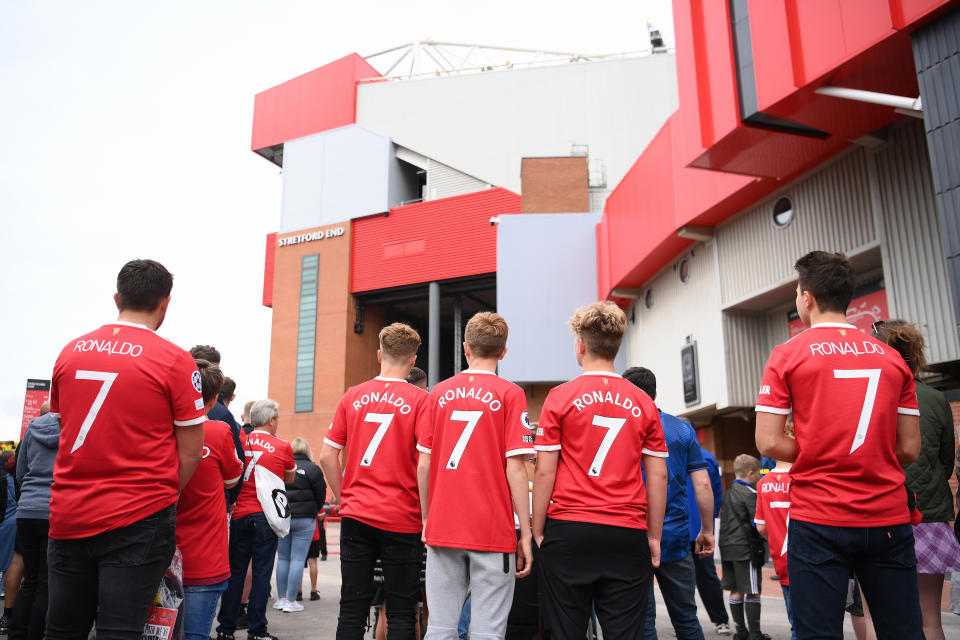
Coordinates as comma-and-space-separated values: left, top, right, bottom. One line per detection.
20, 379, 51, 440
788, 282, 889, 338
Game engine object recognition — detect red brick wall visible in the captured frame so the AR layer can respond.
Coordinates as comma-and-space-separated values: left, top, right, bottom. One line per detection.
520, 157, 590, 213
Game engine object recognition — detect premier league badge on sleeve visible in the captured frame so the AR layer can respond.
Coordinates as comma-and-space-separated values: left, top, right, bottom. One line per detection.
521, 411, 531, 430
192, 370, 202, 393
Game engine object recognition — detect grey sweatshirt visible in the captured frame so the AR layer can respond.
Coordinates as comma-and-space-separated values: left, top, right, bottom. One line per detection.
16, 412, 60, 519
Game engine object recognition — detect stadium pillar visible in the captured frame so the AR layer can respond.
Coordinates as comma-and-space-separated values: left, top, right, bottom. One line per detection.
429, 281, 440, 388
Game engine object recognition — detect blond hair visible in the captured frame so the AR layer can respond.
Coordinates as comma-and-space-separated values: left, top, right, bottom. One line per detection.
570, 302, 626, 360
291, 437, 313, 460
379, 323, 421, 361
465, 312, 508, 358
733, 454, 761, 477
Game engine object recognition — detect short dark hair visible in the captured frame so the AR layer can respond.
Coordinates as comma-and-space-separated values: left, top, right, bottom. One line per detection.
406, 367, 427, 386
794, 251, 855, 314
623, 366, 656, 399
221, 376, 236, 399
190, 345, 221, 364
194, 358, 224, 404
116, 259, 173, 312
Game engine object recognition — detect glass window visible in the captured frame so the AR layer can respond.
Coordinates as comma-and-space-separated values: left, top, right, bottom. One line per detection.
295, 254, 321, 412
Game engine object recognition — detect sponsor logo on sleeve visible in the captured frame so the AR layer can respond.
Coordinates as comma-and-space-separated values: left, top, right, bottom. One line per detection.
192, 371, 202, 393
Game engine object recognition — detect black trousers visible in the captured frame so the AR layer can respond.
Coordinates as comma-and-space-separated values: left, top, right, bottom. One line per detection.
336, 517, 421, 640
10, 518, 50, 640
46, 505, 176, 640
690, 542, 728, 625
538, 518, 654, 640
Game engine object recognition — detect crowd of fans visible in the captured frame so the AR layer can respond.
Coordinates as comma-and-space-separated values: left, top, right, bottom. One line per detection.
7, 251, 960, 640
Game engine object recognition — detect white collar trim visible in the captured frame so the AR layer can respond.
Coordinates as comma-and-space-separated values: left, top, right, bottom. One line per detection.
110, 320, 154, 332
811, 322, 857, 329
375, 376, 407, 382
461, 369, 496, 375
582, 371, 621, 377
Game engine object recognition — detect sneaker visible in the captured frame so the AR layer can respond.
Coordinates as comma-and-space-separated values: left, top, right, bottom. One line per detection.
715, 623, 732, 636
320, 554, 327, 561
733, 631, 749, 640
282, 601, 304, 613
309, 591, 320, 601
248, 633, 278, 640
272, 598, 287, 610
216, 634, 235, 640
236, 604, 248, 630
0, 616, 10, 634
296, 591, 302, 601
749, 635, 771, 640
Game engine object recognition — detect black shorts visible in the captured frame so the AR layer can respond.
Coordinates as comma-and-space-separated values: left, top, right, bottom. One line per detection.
307, 539, 320, 559
721, 559, 762, 595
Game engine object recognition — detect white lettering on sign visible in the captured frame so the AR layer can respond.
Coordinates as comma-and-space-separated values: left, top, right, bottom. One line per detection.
278, 227, 345, 247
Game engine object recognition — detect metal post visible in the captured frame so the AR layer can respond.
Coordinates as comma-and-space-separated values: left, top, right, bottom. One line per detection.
429, 282, 440, 388
453, 295, 463, 375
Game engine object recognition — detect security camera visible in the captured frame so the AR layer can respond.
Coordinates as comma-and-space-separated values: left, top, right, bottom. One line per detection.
489, 216, 500, 226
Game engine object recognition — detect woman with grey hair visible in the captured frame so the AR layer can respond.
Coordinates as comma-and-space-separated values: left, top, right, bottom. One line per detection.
273, 438, 327, 612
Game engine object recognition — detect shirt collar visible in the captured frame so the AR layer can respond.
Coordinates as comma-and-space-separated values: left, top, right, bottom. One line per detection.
249, 429, 271, 436
110, 320, 154, 332
581, 371, 621, 378
374, 376, 408, 382
734, 478, 757, 492
461, 369, 496, 375
810, 322, 857, 329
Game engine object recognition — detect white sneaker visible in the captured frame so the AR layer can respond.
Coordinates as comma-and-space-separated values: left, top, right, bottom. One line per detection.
273, 598, 288, 610
282, 600, 305, 612
715, 622, 732, 635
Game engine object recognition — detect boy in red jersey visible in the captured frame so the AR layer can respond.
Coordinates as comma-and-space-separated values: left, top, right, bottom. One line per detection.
319, 323, 433, 640
532, 302, 668, 640
420, 312, 535, 640
755, 251, 923, 640
179, 359, 244, 640
46, 259, 206, 640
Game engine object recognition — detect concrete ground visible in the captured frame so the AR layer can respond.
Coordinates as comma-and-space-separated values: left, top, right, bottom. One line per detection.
253, 521, 960, 640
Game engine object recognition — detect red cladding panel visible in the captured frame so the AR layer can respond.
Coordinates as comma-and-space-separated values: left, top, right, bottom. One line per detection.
263, 232, 277, 308
251, 54, 381, 152
351, 189, 521, 293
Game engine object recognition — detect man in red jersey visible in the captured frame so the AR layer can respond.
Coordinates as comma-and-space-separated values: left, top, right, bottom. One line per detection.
46, 259, 206, 640
532, 302, 668, 640
755, 251, 922, 640
319, 323, 433, 640
178, 359, 244, 640
420, 312, 535, 640
754, 424, 793, 640
216, 399, 295, 640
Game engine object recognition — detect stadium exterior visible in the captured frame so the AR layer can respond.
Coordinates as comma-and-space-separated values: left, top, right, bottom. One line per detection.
253, 1, 960, 485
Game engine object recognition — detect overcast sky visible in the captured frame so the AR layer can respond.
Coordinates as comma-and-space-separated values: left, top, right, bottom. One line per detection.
0, 0, 675, 441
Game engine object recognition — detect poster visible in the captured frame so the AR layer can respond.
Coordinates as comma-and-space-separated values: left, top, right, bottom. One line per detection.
20, 379, 51, 440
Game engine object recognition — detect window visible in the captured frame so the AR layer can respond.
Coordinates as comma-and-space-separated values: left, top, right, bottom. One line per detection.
295, 255, 319, 412
678, 259, 690, 283
644, 289, 654, 310
773, 196, 794, 228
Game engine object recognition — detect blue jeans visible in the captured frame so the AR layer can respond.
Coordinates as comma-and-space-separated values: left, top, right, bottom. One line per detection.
276, 517, 316, 600
780, 584, 796, 640
690, 543, 727, 624
644, 552, 704, 640
216, 513, 279, 635
788, 519, 922, 640
183, 581, 227, 640
458, 593, 471, 640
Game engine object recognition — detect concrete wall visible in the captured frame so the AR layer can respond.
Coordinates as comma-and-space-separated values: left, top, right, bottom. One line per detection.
497, 213, 625, 383
356, 55, 678, 204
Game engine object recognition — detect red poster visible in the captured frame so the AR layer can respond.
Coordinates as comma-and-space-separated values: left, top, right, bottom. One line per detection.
788, 287, 889, 339
21, 379, 51, 440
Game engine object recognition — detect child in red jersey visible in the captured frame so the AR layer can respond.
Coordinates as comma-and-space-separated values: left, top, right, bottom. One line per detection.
420, 312, 535, 640
319, 323, 433, 640
755, 251, 923, 640
532, 302, 668, 640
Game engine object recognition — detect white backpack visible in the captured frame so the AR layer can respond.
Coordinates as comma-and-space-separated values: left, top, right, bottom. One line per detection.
251, 457, 291, 538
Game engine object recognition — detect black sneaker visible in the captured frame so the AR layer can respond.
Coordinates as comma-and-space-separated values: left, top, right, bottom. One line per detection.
248, 633, 278, 640
216, 634, 235, 640
309, 591, 320, 601
236, 604, 247, 630
0, 616, 11, 635
296, 591, 302, 601
320, 554, 327, 561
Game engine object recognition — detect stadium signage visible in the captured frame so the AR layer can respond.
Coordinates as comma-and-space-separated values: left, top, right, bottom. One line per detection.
278, 227, 345, 247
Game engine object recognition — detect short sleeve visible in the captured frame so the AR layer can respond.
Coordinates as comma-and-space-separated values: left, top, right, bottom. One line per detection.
284, 441, 297, 472
415, 393, 434, 455
640, 410, 668, 458
324, 399, 348, 450
756, 346, 792, 415
534, 391, 562, 452
49, 359, 62, 416
754, 485, 768, 526
897, 370, 919, 416
220, 425, 244, 484
168, 351, 206, 427
504, 385, 535, 458
685, 426, 706, 473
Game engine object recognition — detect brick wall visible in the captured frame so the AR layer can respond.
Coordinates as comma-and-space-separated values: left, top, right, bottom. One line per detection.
520, 157, 590, 213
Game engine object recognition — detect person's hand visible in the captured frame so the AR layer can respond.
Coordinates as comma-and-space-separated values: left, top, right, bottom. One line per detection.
695, 531, 715, 558
516, 535, 534, 578
648, 537, 661, 568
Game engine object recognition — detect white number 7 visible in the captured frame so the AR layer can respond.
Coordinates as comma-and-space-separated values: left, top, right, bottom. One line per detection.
446, 410, 483, 470
71, 370, 119, 453
360, 413, 395, 467
589, 415, 627, 477
833, 369, 881, 454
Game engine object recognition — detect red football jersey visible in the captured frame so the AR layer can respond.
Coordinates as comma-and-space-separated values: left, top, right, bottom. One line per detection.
232, 430, 296, 519
536, 372, 668, 530
177, 419, 243, 584
49, 321, 206, 539
756, 323, 919, 527
326, 377, 433, 533
754, 469, 791, 585
422, 370, 535, 552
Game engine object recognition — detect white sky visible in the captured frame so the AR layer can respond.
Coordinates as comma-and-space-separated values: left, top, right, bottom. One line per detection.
0, 0, 675, 441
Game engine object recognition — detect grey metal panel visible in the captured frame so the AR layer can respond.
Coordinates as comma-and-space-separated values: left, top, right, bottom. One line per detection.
497, 213, 627, 383
426, 160, 488, 200
717, 149, 877, 305
913, 9, 960, 335
723, 312, 769, 408
875, 121, 960, 364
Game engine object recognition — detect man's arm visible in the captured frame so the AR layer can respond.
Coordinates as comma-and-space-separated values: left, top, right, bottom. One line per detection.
755, 412, 796, 462
284, 469, 296, 484
690, 468, 715, 557
532, 450, 559, 546
643, 453, 667, 568
417, 452, 430, 528
756, 523, 768, 538
506, 456, 533, 578
895, 413, 921, 464
318, 444, 344, 501
175, 424, 205, 491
